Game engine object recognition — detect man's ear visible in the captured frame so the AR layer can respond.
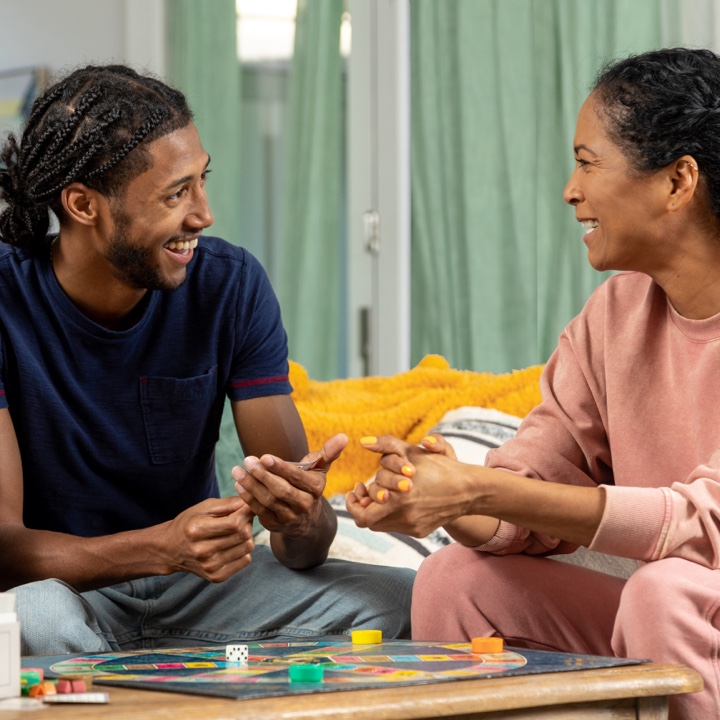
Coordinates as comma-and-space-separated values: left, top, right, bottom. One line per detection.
59, 183, 104, 227
667, 155, 699, 212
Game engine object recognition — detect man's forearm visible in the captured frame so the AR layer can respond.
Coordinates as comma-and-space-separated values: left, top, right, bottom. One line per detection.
0, 523, 171, 592
270, 498, 338, 570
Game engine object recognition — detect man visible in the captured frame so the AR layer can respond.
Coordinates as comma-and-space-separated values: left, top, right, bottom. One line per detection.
0, 64, 413, 654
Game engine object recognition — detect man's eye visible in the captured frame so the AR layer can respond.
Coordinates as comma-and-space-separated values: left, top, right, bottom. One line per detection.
169, 188, 188, 200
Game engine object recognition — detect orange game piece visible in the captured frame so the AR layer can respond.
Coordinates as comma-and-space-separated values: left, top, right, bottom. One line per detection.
471, 636, 504, 654
28, 681, 57, 697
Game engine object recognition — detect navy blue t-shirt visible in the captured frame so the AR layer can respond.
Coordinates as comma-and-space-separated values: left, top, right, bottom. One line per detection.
0, 236, 293, 537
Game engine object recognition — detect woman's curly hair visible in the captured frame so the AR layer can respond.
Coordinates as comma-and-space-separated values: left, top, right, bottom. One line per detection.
593, 47, 720, 221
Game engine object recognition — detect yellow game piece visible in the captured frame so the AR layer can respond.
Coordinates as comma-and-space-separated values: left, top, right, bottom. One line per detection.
351, 629, 382, 645
471, 636, 504, 654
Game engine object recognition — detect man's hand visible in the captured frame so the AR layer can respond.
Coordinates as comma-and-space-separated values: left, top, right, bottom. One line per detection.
233, 433, 347, 535
161, 497, 255, 582
232, 433, 348, 568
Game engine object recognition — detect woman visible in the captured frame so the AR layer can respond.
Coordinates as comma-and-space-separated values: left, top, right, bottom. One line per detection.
346, 47, 720, 719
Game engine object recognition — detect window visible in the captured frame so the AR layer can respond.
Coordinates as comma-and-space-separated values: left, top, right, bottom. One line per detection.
236, 0, 297, 63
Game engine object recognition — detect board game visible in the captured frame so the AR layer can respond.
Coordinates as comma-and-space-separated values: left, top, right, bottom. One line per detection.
25, 639, 646, 701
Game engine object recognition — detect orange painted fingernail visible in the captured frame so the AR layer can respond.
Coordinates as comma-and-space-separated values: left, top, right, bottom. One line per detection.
401, 465, 414, 478
398, 479, 412, 492
361, 436, 377, 445
377, 489, 387, 502
423, 436, 438, 444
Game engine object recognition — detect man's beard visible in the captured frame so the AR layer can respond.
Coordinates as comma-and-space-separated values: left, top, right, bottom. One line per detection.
106, 208, 187, 292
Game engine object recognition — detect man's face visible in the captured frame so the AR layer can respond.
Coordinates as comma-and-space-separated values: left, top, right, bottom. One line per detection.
104, 123, 214, 291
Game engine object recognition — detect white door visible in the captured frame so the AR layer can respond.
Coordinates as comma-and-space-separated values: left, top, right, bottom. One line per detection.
346, 0, 411, 377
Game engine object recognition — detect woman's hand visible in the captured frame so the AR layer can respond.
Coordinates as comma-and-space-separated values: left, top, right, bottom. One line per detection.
345, 434, 470, 537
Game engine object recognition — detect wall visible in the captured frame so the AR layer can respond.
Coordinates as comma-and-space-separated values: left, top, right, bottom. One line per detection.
0, 0, 165, 80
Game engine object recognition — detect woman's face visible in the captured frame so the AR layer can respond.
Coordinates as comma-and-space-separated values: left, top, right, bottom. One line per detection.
563, 93, 670, 274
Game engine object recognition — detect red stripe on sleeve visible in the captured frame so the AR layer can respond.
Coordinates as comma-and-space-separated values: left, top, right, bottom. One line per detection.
231, 375, 288, 390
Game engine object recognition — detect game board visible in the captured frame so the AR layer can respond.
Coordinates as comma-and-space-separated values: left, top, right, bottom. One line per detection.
26, 639, 646, 701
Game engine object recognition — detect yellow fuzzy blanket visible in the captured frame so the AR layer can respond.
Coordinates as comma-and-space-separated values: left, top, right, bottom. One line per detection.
290, 354, 544, 497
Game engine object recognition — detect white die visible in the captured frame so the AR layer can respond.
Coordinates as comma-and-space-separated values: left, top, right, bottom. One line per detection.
226, 644, 249, 664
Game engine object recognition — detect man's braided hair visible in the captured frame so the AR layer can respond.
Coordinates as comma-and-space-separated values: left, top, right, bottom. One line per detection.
0, 64, 193, 255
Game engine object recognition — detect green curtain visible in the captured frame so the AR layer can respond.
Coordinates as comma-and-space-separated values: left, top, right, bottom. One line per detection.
410, 0, 665, 373
166, 0, 242, 247
166, 0, 244, 496
276, 0, 345, 381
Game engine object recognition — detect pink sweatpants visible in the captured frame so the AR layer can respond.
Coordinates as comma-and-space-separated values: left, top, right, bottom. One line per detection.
412, 545, 720, 720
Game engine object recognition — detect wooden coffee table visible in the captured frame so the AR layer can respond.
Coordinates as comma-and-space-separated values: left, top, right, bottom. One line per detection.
0, 661, 702, 719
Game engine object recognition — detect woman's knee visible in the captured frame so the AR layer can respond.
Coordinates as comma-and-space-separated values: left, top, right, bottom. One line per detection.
614, 558, 715, 655
413, 544, 480, 606
617, 559, 686, 630
412, 545, 519, 641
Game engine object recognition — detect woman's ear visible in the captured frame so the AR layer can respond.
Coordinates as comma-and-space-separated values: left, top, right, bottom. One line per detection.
59, 183, 103, 227
667, 155, 699, 212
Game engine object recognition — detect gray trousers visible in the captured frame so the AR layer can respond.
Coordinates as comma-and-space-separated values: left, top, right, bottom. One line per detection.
13, 546, 415, 655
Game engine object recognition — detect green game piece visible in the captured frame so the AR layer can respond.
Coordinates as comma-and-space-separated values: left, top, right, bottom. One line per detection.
21, 670, 42, 684
288, 664, 324, 683
21, 669, 42, 694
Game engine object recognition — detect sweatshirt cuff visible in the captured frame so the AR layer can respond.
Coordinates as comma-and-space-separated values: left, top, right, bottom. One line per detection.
589, 485, 670, 560
474, 520, 526, 553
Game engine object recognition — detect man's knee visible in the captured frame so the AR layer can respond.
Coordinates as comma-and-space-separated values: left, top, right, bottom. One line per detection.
13, 578, 109, 655
339, 562, 415, 639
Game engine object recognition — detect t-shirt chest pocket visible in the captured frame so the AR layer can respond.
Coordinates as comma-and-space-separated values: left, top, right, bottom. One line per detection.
140, 367, 218, 465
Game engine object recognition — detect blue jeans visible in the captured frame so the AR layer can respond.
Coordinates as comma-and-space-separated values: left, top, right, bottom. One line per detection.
13, 546, 415, 655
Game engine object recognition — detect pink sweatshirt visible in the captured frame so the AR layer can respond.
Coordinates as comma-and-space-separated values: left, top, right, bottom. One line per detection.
483, 271, 720, 568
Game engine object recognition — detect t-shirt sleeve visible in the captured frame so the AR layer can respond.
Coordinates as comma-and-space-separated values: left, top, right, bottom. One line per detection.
227, 253, 293, 402
0, 334, 7, 410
